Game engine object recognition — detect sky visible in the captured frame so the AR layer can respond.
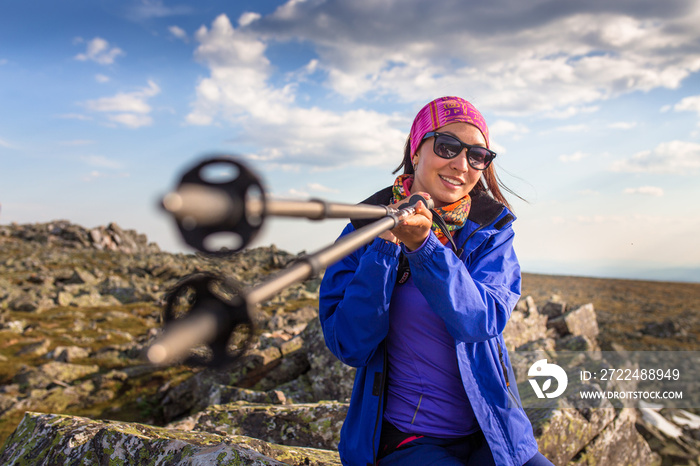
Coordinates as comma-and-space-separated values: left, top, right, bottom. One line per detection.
2, 0, 700, 283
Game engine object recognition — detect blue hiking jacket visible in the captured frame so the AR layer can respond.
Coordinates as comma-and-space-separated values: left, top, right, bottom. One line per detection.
319, 188, 539, 466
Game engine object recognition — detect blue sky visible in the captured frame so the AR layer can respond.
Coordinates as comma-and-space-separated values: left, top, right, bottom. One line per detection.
2, 0, 700, 282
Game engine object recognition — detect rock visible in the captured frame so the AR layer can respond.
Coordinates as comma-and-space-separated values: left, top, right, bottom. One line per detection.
547, 303, 599, 340
44, 346, 90, 362
525, 389, 617, 465
0, 393, 17, 416
4, 320, 28, 334
640, 318, 687, 338
0, 412, 340, 465
541, 300, 566, 318
503, 296, 549, 351
64, 268, 98, 285
39, 361, 100, 384
555, 334, 599, 352
293, 318, 355, 403
571, 409, 659, 465
174, 401, 348, 451
13, 366, 55, 391
56, 291, 73, 307
8, 294, 40, 312
15, 339, 51, 357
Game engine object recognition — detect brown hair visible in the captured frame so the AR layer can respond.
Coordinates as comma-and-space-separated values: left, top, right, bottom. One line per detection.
392, 136, 522, 211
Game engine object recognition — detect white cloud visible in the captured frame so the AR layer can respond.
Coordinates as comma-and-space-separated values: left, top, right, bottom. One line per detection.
578, 189, 600, 196
242, 1, 700, 116
239, 12, 262, 27
108, 113, 153, 128
273, 188, 310, 199
307, 183, 339, 193
127, 0, 192, 20
0, 137, 13, 148
559, 151, 589, 163
184, 5, 700, 170
82, 170, 130, 182
80, 155, 124, 169
95, 74, 110, 83
674, 95, 700, 116
611, 140, 700, 174
544, 106, 600, 119
187, 14, 408, 169
59, 140, 95, 146
75, 37, 125, 65
57, 113, 93, 121
168, 25, 187, 41
0, 59, 8, 66
489, 120, 530, 139
624, 186, 664, 197
608, 121, 637, 130
83, 81, 160, 128
546, 124, 589, 134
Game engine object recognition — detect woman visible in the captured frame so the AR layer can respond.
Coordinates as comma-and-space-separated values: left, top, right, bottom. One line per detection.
319, 96, 552, 466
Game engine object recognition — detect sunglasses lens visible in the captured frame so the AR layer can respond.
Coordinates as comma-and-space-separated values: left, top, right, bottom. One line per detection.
468, 148, 492, 169
434, 135, 462, 159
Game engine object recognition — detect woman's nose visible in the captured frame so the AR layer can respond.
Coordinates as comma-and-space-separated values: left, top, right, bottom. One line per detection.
449, 149, 470, 171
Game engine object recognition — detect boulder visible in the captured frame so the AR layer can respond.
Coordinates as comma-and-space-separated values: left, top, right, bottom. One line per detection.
0, 412, 341, 465
547, 303, 599, 340
571, 409, 658, 465
525, 388, 617, 465
289, 318, 355, 403
171, 401, 348, 451
541, 300, 567, 319
503, 295, 550, 351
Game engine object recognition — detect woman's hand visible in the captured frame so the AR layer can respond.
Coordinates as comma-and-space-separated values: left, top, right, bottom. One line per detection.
378, 192, 433, 251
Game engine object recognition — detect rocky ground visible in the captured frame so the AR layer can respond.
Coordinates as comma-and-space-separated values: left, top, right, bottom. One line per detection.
0, 221, 698, 465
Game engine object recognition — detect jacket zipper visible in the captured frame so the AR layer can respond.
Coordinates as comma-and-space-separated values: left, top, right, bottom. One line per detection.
498, 344, 522, 410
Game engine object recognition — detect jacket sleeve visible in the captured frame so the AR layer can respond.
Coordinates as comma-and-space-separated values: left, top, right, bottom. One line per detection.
404, 225, 521, 342
318, 223, 401, 367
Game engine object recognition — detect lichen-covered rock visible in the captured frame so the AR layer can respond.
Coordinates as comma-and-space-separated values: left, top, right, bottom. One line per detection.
524, 384, 617, 465
0, 411, 341, 465
294, 318, 355, 403
39, 361, 101, 384
172, 401, 348, 451
570, 409, 658, 466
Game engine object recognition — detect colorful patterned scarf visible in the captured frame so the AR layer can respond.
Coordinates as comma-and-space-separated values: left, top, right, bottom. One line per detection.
392, 174, 471, 245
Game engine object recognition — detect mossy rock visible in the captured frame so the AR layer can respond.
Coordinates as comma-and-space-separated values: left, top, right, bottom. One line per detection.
0, 411, 341, 465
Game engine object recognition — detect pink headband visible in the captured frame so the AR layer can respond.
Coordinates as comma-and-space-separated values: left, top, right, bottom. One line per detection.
409, 96, 490, 156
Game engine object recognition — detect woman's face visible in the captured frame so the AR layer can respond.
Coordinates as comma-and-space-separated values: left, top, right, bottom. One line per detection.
411, 122, 484, 208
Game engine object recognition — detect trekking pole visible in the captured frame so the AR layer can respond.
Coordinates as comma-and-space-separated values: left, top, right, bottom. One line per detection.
160, 156, 399, 255
148, 156, 433, 366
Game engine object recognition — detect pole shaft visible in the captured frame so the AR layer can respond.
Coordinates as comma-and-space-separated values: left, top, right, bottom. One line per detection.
263, 199, 391, 220
163, 184, 393, 225
246, 205, 423, 304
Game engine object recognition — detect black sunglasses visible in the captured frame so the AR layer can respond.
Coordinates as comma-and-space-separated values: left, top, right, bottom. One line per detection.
422, 131, 496, 170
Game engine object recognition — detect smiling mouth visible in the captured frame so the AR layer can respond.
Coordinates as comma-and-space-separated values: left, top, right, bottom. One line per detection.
439, 175, 463, 186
